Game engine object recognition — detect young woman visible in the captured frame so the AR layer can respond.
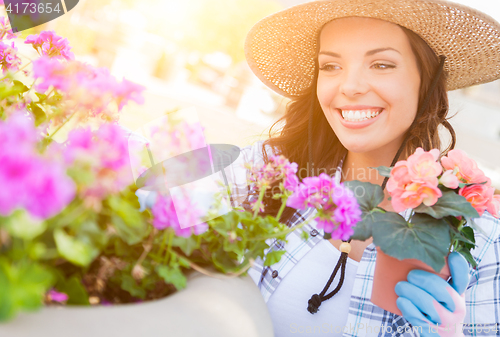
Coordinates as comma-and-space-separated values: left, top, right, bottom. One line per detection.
233, 0, 500, 336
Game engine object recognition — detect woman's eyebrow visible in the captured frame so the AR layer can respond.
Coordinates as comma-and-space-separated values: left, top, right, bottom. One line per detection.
318, 47, 401, 58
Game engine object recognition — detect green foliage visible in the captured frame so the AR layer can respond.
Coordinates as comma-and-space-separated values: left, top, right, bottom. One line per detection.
372, 213, 451, 272
0, 258, 54, 321
414, 191, 479, 219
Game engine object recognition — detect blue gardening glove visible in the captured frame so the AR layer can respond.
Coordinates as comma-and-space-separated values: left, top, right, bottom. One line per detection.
135, 189, 158, 212
395, 252, 469, 336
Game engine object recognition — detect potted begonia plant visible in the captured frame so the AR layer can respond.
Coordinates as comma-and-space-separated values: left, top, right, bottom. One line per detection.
345, 147, 500, 315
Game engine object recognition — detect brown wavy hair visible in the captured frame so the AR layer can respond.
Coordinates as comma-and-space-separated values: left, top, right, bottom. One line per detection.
250, 23, 456, 225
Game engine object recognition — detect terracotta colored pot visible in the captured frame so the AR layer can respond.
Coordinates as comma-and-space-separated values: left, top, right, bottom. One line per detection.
371, 247, 450, 316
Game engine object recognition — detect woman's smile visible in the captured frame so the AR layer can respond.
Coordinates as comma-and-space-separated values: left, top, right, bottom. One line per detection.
316, 17, 421, 154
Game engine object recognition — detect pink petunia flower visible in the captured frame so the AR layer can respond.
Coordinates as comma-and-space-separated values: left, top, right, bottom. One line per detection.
25, 30, 74, 60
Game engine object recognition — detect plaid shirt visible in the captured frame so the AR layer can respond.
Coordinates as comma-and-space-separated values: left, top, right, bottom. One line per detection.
227, 141, 500, 337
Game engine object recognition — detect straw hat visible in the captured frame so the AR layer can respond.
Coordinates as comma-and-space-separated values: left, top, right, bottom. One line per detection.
245, 0, 500, 98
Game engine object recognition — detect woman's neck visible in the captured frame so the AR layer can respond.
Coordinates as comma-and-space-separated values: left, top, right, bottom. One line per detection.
340, 149, 401, 186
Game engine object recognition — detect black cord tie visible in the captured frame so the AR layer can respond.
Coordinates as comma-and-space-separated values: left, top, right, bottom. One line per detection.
307, 240, 351, 314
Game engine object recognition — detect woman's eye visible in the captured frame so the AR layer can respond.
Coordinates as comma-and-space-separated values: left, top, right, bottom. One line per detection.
372, 63, 396, 70
319, 64, 340, 71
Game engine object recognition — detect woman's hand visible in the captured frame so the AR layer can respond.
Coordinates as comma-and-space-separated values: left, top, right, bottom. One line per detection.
395, 252, 470, 336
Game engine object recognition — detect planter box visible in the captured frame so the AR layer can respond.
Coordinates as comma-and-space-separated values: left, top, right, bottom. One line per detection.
0, 273, 273, 337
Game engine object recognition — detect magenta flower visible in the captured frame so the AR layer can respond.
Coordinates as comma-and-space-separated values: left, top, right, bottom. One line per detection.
32, 57, 71, 92
151, 194, 207, 237
0, 41, 22, 74
94, 124, 130, 171
0, 113, 76, 219
24, 160, 76, 219
247, 154, 299, 192
25, 30, 74, 60
47, 289, 69, 302
0, 16, 16, 40
287, 173, 361, 238
33, 57, 145, 123
114, 79, 146, 111
64, 125, 133, 201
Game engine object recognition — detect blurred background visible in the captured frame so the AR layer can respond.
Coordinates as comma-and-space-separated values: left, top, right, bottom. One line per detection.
3, 0, 500, 191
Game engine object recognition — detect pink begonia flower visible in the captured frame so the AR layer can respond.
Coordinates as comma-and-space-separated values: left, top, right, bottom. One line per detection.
386, 148, 443, 212
1, 16, 17, 40
287, 173, 361, 238
441, 149, 488, 184
487, 195, 500, 219
151, 194, 207, 237
25, 30, 74, 60
459, 183, 495, 217
47, 289, 69, 302
439, 169, 460, 189
0, 40, 22, 74
405, 148, 442, 184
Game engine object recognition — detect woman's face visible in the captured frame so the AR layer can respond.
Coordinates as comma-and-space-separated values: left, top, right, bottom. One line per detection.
317, 17, 421, 156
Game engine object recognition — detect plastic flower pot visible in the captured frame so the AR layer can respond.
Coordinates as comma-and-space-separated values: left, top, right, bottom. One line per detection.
0, 272, 273, 337
371, 247, 450, 316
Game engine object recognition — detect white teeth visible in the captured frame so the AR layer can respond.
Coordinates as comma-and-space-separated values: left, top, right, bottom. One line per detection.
340, 109, 382, 122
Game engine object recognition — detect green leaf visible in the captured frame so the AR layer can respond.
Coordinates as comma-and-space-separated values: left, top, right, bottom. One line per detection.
0, 81, 28, 99
108, 196, 148, 245
35, 92, 47, 102
156, 265, 187, 291
51, 270, 89, 305
263, 250, 286, 266
372, 213, 450, 272
54, 229, 100, 267
0, 258, 54, 322
171, 235, 199, 256
77, 221, 109, 249
350, 210, 385, 241
455, 248, 477, 268
371, 166, 392, 178
414, 191, 479, 219
29, 102, 47, 126
12, 80, 29, 93
4, 209, 47, 240
344, 180, 384, 212
121, 274, 146, 299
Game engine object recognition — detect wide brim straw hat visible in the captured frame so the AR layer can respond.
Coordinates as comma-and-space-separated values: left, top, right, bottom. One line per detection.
245, 0, 500, 98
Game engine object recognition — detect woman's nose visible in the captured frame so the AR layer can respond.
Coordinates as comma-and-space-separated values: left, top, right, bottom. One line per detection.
339, 67, 369, 98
